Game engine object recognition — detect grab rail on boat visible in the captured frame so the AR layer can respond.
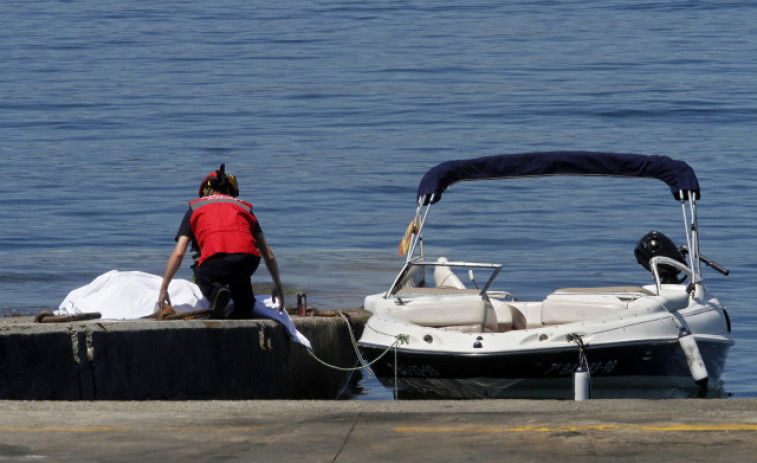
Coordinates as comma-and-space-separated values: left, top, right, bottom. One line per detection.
649, 256, 694, 296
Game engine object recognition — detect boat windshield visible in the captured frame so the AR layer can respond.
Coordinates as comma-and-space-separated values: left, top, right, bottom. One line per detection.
387, 258, 502, 297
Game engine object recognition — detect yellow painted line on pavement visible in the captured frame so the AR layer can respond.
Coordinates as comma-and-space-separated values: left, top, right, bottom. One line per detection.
163, 426, 270, 433
395, 424, 757, 433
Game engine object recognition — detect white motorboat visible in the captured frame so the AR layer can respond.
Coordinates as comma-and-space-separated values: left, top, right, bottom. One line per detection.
358, 151, 733, 399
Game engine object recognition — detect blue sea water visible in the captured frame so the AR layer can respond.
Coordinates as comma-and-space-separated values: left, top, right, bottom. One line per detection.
1, 0, 756, 399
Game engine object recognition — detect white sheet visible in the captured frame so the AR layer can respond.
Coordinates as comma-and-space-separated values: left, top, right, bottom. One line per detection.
57, 270, 311, 349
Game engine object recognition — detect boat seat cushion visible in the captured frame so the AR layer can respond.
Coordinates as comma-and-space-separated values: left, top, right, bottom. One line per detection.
541, 293, 629, 324
553, 286, 654, 298
387, 294, 487, 328
491, 299, 529, 332
433, 257, 468, 289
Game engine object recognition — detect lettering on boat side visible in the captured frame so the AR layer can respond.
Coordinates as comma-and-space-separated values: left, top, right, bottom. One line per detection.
392, 363, 441, 377
545, 360, 619, 376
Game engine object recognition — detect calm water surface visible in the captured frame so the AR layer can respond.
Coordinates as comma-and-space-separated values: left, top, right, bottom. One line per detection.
1, 0, 756, 399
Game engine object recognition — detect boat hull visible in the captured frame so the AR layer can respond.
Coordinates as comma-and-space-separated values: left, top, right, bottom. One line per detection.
360, 338, 731, 399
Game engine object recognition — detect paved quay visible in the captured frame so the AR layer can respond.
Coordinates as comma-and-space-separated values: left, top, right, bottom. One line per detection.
0, 399, 756, 462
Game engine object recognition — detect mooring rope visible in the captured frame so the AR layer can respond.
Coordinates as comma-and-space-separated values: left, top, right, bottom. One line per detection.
305, 334, 406, 372
305, 322, 409, 400
337, 312, 371, 376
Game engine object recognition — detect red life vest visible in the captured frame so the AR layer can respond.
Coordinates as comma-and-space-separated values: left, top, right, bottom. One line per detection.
189, 194, 261, 265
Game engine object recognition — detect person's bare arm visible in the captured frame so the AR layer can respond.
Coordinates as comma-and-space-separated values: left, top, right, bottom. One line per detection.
254, 229, 284, 311
158, 235, 191, 311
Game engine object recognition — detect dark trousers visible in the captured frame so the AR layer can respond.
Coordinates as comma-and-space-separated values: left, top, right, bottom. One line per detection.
194, 253, 261, 319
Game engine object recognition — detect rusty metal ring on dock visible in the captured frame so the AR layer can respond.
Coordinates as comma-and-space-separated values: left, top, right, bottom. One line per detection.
34, 311, 102, 323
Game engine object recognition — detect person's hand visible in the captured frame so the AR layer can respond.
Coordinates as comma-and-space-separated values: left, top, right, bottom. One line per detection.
271, 287, 284, 313
158, 288, 172, 311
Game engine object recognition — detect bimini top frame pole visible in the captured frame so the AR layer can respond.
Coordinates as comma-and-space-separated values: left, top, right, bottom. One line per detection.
680, 190, 703, 289
404, 195, 434, 263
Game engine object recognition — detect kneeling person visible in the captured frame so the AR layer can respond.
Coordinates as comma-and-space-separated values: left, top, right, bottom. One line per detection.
158, 164, 284, 318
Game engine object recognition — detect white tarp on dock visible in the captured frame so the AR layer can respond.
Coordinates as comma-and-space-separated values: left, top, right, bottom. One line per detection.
57, 270, 311, 349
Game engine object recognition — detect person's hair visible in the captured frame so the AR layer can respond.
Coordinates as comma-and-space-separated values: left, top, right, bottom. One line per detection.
199, 163, 239, 197
200, 185, 222, 197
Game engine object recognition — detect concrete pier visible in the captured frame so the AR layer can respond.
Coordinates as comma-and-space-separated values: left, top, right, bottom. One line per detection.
0, 312, 369, 400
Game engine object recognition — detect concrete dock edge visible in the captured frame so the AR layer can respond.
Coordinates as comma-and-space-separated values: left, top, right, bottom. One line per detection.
0, 312, 370, 400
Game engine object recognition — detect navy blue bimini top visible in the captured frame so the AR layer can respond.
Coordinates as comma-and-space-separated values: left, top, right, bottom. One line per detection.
416, 151, 700, 205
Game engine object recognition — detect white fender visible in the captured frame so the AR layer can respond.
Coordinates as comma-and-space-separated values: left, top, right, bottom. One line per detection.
574, 365, 590, 401
678, 328, 709, 387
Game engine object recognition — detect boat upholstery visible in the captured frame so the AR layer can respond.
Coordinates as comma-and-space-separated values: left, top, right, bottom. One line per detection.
514, 285, 690, 326
552, 286, 654, 298
531, 286, 653, 325
368, 283, 691, 333
490, 299, 527, 332
387, 293, 488, 330
509, 290, 637, 327
511, 301, 546, 329
433, 257, 467, 289
541, 294, 629, 324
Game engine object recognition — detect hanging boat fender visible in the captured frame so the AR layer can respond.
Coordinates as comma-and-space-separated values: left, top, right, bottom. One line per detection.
678, 327, 709, 388
567, 333, 591, 401
574, 365, 590, 401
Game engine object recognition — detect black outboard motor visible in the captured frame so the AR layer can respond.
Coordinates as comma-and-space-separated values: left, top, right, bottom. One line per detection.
634, 230, 688, 284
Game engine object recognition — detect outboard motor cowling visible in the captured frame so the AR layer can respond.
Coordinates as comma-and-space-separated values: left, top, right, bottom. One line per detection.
634, 230, 688, 284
